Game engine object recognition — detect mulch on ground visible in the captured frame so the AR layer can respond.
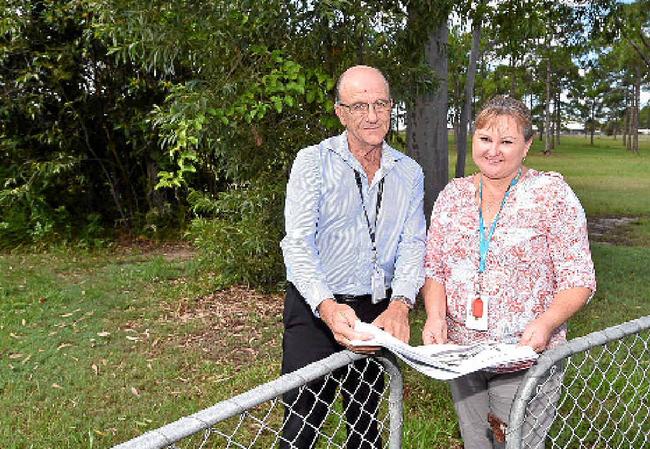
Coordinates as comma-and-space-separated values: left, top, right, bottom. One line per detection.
158, 285, 285, 366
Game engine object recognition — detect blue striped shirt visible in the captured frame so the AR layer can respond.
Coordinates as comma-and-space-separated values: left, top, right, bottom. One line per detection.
280, 132, 426, 315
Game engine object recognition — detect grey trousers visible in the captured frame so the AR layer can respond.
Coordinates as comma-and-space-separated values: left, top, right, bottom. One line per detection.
450, 366, 564, 449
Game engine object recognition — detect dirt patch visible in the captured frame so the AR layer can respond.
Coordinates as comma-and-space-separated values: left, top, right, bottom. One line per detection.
113, 237, 196, 261
587, 216, 639, 245
157, 286, 284, 366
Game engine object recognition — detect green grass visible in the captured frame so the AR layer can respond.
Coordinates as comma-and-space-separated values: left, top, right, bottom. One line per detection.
1, 136, 650, 448
0, 248, 282, 448
449, 134, 650, 217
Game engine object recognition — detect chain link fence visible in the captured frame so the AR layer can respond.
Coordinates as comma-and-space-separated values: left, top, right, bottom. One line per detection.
112, 350, 403, 449
113, 315, 649, 449
506, 315, 650, 449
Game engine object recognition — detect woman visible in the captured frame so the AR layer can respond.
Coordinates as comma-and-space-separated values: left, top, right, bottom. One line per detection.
422, 95, 596, 449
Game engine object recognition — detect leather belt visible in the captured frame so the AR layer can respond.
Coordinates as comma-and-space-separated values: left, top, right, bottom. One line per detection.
334, 289, 392, 304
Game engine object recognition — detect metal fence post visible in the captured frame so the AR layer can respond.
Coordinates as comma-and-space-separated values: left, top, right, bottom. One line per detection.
506, 315, 650, 449
376, 351, 404, 449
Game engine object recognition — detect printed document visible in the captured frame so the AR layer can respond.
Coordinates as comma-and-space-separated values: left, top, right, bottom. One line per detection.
351, 321, 538, 380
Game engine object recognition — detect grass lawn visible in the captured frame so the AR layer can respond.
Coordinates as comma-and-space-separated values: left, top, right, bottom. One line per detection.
1, 135, 649, 449
449, 134, 650, 217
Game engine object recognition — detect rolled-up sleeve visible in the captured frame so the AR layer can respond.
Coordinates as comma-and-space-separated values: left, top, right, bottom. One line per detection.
424, 184, 453, 285
280, 147, 333, 314
390, 167, 426, 302
547, 178, 597, 299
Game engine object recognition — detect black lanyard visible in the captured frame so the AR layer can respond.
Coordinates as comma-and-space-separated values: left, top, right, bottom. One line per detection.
354, 170, 384, 253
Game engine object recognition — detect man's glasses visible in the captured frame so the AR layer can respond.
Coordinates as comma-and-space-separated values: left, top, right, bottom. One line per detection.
337, 99, 392, 115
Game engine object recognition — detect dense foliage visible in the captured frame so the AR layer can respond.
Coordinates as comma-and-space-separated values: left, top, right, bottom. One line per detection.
1, 1, 441, 286
0, 1, 172, 245
1, 0, 647, 287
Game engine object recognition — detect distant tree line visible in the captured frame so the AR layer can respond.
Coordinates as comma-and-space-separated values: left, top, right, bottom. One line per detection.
1, 1, 647, 287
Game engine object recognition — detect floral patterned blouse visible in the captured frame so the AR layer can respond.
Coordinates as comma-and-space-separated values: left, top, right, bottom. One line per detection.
424, 169, 596, 359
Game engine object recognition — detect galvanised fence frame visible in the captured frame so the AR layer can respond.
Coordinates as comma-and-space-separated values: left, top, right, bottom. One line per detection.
112, 350, 404, 449
113, 315, 649, 449
506, 315, 650, 449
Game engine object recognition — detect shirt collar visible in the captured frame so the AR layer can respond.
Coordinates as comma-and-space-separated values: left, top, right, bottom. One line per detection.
326, 131, 404, 175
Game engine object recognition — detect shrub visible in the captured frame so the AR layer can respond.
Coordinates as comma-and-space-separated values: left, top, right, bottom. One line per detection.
188, 176, 286, 290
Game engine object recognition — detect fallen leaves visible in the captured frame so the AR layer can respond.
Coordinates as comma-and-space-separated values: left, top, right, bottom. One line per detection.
156, 285, 284, 366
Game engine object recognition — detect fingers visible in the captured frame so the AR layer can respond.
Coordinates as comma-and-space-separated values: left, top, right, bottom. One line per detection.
423, 328, 446, 344
422, 317, 447, 345
378, 316, 409, 342
319, 300, 374, 349
519, 329, 533, 346
372, 304, 410, 343
519, 323, 549, 353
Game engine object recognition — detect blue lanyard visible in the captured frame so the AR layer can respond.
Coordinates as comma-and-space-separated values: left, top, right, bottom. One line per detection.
478, 168, 521, 273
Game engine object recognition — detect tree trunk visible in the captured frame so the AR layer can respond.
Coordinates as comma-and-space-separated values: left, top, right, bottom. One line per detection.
455, 17, 482, 178
590, 102, 595, 146
633, 67, 640, 153
146, 159, 165, 210
550, 90, 556, 150
623, 88, 629, 149
509, 54, 517, 95
550, 123, 555, 150
408, 21, 449, 221
543, 56, 552, 155
626, 85, 633, 151
555, 89, 561, 146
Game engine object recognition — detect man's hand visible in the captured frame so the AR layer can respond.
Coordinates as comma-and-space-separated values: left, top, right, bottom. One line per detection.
519, 318, 554, 353
372, 300, 410, 343
318, 299, 376, 353
422, 316, 447, 344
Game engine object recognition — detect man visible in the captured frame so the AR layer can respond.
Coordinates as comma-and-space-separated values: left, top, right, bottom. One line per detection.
279, 65, 426, 449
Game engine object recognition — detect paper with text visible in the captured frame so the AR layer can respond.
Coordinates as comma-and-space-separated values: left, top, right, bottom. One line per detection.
351, 321, 538, 380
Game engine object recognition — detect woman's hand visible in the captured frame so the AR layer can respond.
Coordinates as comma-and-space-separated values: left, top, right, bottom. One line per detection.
519, 287, 592, 352
519, 318, 553, 353
422, 316, 448, 345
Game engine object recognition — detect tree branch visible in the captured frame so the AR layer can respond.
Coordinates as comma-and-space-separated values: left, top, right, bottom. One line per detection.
628, 39, 650, 70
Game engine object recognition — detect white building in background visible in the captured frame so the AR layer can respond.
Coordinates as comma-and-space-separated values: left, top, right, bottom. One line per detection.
564, 122, 585, 134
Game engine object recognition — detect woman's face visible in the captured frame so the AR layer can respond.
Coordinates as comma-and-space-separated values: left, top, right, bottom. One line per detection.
472, 115, 532, 181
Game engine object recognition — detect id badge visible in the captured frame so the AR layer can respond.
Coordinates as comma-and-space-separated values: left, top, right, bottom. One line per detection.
371, 267, 386, 304
466, 295, 488, 331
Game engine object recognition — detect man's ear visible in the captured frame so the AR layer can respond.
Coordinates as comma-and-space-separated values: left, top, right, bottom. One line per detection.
334, 105, 347, 128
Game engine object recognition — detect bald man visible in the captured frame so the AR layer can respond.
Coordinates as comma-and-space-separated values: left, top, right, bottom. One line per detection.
279, 65, 426, 449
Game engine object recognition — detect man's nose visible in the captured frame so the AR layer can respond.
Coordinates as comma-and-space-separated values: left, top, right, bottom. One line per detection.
366, 103, 379, 122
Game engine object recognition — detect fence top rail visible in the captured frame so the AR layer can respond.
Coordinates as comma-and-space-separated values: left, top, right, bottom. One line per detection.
525, 314, 649, 377
112, 350, 372, 449
506, 314, 650, 449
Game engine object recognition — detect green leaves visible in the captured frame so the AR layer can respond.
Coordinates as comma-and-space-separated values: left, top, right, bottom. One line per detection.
148, 45, 335, 188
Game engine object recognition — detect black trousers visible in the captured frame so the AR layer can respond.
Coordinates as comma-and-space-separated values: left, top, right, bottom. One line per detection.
280, 283, 389, 449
